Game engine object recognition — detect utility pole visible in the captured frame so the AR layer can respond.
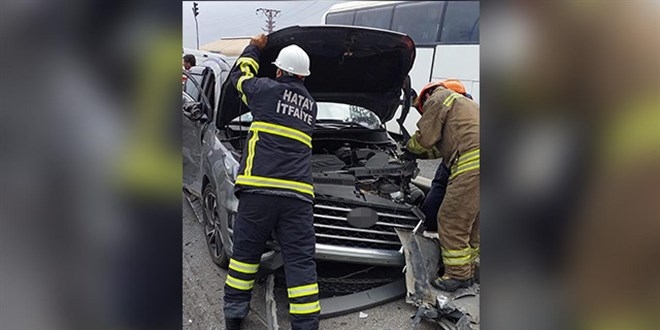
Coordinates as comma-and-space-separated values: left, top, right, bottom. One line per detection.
192, 2, 200, 49
256, 8, 281, 34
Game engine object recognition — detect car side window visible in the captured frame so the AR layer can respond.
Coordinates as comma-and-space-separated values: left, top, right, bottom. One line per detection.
203, 73, 216, 118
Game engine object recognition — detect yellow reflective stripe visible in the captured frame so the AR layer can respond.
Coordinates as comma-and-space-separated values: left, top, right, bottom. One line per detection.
443, 93, 461, 107
226, 275, 255, 291
289, 301, 321, 314
237, 63, 254, 88
449, 160, 480, 180
237, 75, 251, 104
288, 283, 319, 299
236, 58, 258, 105
229, 259, 259, 274
450, 149, 480, 180
443, 254, 472, 266
244, 131, 260, 176
441, 246, 472, 258
470, 247, 480, 261
250, 121, 312, 148
455, 159, 479, 172
456, 149, 480, 166
236, 175, 314, 197
237, 57, 259, 72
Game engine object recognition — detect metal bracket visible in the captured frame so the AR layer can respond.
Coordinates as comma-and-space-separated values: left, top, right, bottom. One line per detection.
265, 274, 279, 330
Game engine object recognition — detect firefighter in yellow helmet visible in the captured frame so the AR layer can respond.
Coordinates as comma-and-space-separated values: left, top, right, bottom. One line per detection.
406, 79, 480, 292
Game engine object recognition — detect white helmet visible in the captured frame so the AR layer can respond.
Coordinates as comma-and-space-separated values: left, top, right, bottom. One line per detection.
272, 44, 311, 76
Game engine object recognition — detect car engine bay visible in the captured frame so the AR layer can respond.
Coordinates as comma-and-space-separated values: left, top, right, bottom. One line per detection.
311, 144, 424, 206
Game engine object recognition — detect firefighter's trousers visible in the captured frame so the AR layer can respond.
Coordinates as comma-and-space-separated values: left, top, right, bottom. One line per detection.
421, 163, 451, 232
437, 170, 480, 280
223, 193, 319, 330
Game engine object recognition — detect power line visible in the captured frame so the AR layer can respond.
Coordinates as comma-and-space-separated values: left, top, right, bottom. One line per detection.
275, 1, 332, 28
256, 8, 281, 34
278, 0, 320, 24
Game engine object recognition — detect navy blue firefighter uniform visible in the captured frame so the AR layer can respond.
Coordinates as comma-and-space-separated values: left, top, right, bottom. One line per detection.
223, 44, 320, 330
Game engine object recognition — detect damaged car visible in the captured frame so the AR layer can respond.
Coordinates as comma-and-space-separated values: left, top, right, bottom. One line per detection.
183, 25, 423, 269
183, 25, 479, 328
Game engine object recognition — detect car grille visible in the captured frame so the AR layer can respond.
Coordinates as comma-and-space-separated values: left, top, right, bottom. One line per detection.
313, 199, 420, 250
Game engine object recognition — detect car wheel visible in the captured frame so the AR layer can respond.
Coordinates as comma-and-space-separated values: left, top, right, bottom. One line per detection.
202, 184, 229, 268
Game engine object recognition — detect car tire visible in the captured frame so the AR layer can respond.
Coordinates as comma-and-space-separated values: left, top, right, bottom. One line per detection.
202, 184, 230, 268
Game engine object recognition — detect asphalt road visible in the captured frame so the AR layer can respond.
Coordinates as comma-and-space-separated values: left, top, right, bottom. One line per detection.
417, 159, 441, 180
182, 159, 441, 330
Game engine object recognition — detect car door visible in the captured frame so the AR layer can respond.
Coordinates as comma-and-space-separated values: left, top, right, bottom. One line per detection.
182, 67, 214, 194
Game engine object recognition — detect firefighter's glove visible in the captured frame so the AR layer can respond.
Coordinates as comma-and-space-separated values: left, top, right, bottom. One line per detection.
250, 34, 268, 50
406, 132, 442, 159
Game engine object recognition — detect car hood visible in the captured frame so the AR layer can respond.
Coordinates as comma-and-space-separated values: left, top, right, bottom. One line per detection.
218, 25, 416, 126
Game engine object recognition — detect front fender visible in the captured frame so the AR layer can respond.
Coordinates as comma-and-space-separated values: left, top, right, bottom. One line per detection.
201, 127, 240, 255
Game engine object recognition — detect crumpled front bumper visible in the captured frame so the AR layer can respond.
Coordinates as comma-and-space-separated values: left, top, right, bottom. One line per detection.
396, 229, 480, 329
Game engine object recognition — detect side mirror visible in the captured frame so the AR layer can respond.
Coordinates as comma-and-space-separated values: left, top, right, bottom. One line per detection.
183, 102, 204, 121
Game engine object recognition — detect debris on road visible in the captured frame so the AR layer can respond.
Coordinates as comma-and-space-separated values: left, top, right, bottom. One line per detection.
265, 274, 279, 330
359, 312, 368, 319
396, 229, 480, 329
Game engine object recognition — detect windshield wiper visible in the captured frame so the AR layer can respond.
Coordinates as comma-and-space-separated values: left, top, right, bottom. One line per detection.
315, 121, 367, 129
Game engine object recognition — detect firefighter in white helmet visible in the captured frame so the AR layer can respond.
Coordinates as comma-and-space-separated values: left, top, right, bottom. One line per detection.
222, 34, 320, 330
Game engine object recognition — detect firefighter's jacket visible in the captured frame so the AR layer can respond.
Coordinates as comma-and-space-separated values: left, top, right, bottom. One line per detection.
407, 87, 480, 180
230, 45, 318, 202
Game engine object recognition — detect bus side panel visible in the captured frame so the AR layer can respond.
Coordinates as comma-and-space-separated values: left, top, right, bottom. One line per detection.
408, 47, 436, 93
470, 81, 479, 104
432, 45, 480, 101
385, 105, 422, 137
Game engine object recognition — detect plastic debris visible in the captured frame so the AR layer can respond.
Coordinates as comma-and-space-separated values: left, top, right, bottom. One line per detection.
359, 312, 368, 319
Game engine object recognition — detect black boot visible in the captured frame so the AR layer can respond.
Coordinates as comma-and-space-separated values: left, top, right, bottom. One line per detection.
431, 275, 473, 292
225, 317, 243, 330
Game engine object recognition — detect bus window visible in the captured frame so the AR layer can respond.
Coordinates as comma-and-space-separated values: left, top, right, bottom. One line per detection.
326, 11, 355, 25
354, 5, 393, 30
391, 1, 444, 44
439, 1, 479, 44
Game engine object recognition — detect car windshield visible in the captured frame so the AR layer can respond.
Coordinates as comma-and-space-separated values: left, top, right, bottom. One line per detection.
230, 102, 382, 129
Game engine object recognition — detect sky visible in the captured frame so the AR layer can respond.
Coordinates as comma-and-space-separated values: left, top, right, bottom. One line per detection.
182, 1, 348, 49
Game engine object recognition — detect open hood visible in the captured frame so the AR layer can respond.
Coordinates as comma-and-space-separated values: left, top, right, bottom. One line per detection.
218, 25, 416, 126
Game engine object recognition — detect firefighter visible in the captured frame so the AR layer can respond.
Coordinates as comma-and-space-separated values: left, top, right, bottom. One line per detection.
406, 79, 480, 292
222, 34, 320, 330
419, 87, 475, 232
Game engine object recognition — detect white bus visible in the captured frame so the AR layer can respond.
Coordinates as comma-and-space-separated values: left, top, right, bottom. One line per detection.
323, 1, 479, 133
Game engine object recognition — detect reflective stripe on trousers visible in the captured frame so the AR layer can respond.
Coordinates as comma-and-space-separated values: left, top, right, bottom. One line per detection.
287, 282, 320, 315
442, 245, 480, 266
290, 301, 321, 315
224, 258, 260, 291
